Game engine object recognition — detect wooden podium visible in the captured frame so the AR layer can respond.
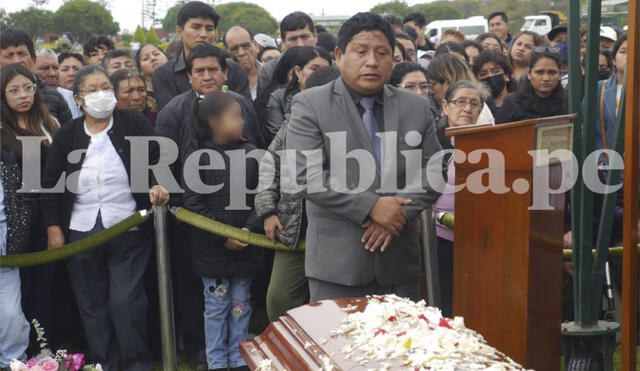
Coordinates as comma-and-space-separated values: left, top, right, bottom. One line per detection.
446, 114, 576, 371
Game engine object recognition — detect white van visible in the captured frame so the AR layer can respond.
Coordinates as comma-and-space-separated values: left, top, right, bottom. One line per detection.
425, 16, 488, 44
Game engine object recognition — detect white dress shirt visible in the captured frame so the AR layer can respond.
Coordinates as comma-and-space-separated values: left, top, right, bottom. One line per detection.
69, 119, 137, 232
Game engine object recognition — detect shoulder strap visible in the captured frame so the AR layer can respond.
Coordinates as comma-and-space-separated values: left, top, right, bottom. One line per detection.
599, 82, 609, 164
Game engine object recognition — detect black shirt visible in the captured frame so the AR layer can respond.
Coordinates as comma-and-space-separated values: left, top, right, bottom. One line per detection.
342, 78, 385, 131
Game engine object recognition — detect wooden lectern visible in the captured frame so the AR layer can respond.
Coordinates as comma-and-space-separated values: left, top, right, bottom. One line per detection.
445, 114, 576, 371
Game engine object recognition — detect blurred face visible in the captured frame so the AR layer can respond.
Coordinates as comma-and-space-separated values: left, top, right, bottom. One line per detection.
336, 30, 393, 96
399, 71, 428, 97
115, 76, 147, 111
465, 46, 480, 67
226, 27, 258, 72
34, 55, 59, 87
87, 45, 109, 65
74, 72, 114, 112
489, 16, 509, 41
1, 45, 35, 69
600, 37, 615, 52
188, 56, 227, 95
393, 45, 404, 64
428, 79, 449, 104
527, 57, 560, 98
283, 27, 317, 50
480, 37, 502, 53
550, 31, 568, 46
404, 21, 426, 42
477, 61, 506, 80
397, 38, 416, 62
138, 45, 168, 79
209, 101, 245, 141
294, 56, 330, 91
260, 48, 281, 64
105, 55, 135, 76
598, 54, 610, 71
511, 34, 535, 65
4, 74, 36, 114
442, 88, 482, 126
59, 57, 83, 90
614, 40, 627, 77
177, 17, 216, 53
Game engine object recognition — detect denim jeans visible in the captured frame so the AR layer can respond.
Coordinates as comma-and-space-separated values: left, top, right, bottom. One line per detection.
0, 228, 30, 367
201, 276, 253, 369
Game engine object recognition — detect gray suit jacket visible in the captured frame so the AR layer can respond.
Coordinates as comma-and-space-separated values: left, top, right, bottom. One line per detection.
286, 78, 443, 287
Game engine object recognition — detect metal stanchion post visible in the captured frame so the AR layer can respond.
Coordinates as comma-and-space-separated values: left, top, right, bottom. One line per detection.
421, 208, 441, 308
154, 205, 177, 371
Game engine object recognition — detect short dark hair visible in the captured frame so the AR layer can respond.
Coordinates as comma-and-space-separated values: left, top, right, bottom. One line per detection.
337, 12, 395, 52
403, 12, 427, 28
403, 26, 418, 41
395, 33, 416, 49
177, 1, 220, 29
83, 35, 114, 57
315, 25, 328, 34
186, 45, 227, 73
223, 25, 254, 47
317, 32, 337, 53
435, 42, 470, 65
110, 68, 145, 91
612, 34, 627, 59
390, 62, 427, 86
58, 51, 85, 66
382, 13, 402, 28
195, 90, 238, 141
72, 64, 111, 96
472, 49, 516, 92
461, 40, 483, 54
280, 11, 315, 40
102, 49, 134, 70
305, 65, 341, 89
0, 29, 35, 59
475, 32, 504, 50
488, 11, 508, 23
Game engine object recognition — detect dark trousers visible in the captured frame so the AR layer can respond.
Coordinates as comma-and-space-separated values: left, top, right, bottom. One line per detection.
436, 237, 454, 318
170, 221, 205, 354
309, 278, 420, 302
67, 217, 153, 371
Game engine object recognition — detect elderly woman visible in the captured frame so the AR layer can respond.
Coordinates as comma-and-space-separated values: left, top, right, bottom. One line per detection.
433, 80, 488, 318
110, 68, 157, 125
42, 65, 169, 371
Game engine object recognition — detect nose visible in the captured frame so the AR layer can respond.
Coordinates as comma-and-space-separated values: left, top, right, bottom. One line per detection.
364, 51, 378, 67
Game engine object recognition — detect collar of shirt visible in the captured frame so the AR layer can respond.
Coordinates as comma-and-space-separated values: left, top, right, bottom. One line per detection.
342, 78, 384, 107
175, 50, 187, 73
83, 117, 114, 137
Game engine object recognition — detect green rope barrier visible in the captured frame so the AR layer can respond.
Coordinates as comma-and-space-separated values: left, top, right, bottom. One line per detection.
0, 210, 151, 268
171, 207, 305, 252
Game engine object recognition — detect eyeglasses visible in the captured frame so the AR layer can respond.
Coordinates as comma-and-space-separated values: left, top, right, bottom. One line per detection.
402, 83, 429, 93
5, 83, 37, 96
448, 98, 482, 111
534, 47, 561, 55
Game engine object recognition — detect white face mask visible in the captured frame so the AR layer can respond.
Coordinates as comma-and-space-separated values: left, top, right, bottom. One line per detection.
82, 90, 117, 119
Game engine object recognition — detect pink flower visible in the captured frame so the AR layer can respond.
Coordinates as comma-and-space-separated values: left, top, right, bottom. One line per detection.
28, 366, 44, 371
26, 359, 38, 368
63, 354, 85, 371
37, 357, 58, 371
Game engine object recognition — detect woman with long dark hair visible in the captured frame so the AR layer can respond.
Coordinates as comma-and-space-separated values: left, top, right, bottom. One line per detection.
495, 49, 566, 124
258, 46, 332, 141
509, 31, 545, 82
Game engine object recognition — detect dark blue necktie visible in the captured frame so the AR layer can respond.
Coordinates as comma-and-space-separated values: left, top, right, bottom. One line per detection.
360, 97, 381, 163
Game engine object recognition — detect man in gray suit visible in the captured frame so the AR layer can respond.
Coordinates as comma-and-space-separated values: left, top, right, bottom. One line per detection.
286, 12, 444, 301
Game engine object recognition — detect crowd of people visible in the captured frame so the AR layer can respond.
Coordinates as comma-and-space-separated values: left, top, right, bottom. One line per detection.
0, 1, 630, 370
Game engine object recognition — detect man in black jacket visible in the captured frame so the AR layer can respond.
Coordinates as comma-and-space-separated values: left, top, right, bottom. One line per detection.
152, 1, 251, 110
1, 28, 72, 124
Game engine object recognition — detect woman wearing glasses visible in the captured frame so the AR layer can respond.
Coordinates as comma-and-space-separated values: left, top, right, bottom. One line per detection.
42, 64, 169, 371
495, 49, 566, 124
0, 62, 60, 366
433, 80, 488, 317
390, 62, 429, 97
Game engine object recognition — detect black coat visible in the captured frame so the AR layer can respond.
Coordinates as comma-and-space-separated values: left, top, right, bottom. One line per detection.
152, 51, 251, 110
37, 78, 72, 125
41, 110, 158, 234
494, 94, 565, 124
183, 139, 263, 279
1, 150, 33, 255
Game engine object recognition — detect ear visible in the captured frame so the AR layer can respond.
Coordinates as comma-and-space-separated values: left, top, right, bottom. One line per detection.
335, 47, 343, 67
175, 25, 183, 37
293, 65, 302, 81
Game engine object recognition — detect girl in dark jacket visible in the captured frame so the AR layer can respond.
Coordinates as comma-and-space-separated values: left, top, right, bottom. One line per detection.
182, 91, 262, 371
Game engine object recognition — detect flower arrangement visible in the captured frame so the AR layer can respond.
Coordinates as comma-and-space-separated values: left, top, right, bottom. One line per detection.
9, 320, 102, 371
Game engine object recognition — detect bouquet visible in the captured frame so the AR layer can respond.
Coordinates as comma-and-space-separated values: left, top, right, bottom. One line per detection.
9, 320, 102, 371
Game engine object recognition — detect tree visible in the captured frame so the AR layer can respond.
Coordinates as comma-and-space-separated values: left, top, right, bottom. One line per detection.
370, 1, 410, 17
143, 0, 161, 28
0, 9, 10, 31
161, 3, 183, 33
410, 2, 464, 23
53, 0, 119, 43
4, 8, 54, 39
132, 25, 147, 44
146, 27, 160, 45
31, 0, 48, 6
215, 2, 278, 35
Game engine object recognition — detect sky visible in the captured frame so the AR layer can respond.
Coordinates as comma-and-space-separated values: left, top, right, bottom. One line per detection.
0, 0, 426, 34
